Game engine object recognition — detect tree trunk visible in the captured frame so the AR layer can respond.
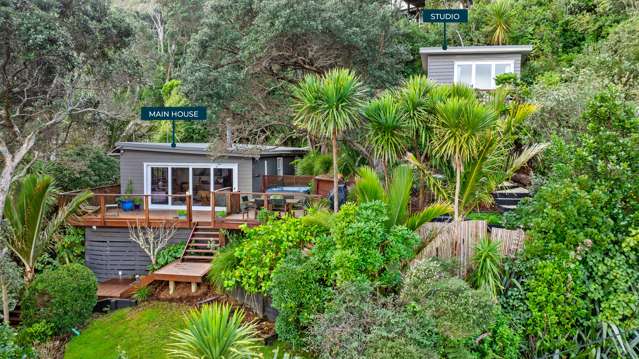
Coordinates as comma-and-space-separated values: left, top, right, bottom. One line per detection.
25, 266, 35, 283
1, 282, 9, 324
332, 130, 339, 213
454, 156, 462, 222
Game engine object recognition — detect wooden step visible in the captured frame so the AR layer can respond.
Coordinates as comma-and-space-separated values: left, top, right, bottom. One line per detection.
193, 231, 219, 236
185, 249, 215, 253
188, 242, 215, 247
183, 255, 214, 260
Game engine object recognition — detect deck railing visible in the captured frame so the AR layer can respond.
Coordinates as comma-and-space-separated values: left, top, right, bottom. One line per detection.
60, 189, 325, 228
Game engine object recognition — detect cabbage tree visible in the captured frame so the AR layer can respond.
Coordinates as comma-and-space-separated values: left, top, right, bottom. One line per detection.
292, 68, 366, 212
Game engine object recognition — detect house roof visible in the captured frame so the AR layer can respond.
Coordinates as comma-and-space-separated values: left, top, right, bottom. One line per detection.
420, 45, 533, 57
419, 45, 533, 72
111, 142, 308, 158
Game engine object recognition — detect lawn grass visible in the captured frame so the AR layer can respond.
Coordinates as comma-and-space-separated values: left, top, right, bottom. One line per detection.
64, 301, 309, 359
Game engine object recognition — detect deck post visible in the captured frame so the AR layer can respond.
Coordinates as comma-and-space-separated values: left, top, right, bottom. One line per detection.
219, 231, 226, 247
210, 191, 215, 226
169, 280, 175, 295
144, 196, 150, 226
264, 193, 269, 212
99, 195, 106, 226
191, 282, 197, 293
186, 192, 193, 227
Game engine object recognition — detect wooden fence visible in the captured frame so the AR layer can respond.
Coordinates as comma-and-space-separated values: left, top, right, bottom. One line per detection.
416, 220, 526, 277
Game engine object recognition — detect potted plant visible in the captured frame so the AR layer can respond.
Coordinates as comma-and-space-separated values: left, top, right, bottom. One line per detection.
176, 209, 187, 220
133, 197, 143, 210
118, 178, 135, 212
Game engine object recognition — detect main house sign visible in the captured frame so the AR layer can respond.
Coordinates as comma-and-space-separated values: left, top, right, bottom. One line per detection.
141, 106, 207, 147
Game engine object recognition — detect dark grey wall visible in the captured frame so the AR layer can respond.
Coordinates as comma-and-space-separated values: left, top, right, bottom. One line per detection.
251, 156, 300, 191
85, 227, 190, 282
427, 53, 522, 84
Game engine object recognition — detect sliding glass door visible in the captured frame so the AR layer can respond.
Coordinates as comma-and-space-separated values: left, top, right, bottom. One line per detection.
145, 163, 237, 210
192, 168, 211, 206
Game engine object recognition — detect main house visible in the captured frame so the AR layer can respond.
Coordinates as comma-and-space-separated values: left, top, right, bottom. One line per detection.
420, 45, 533, 90
64, 142, 312, 283
112, 142, 308, 210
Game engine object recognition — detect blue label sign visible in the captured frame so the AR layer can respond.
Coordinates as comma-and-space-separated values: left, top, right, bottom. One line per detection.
141, 106, 207, 121
422, 9, 468, 23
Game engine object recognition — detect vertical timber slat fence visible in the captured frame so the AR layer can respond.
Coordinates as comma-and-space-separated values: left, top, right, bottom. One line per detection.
417, 220, 526, 276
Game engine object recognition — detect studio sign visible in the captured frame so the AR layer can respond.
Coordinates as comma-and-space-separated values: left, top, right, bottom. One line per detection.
422, 9, 469, 23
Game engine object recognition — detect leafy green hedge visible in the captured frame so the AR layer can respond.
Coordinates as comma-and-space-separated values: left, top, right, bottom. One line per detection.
21, 264, 97, 335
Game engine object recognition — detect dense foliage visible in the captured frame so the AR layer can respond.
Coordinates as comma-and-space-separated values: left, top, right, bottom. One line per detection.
21, 264, 98, 336
0, 324, 35, 359
502, 88, 639, 355
223, 217, 324, 294
35, 146, 119, 192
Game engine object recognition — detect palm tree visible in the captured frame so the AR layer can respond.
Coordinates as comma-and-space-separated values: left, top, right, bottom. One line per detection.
432, 97, 498, 221
3, 174, 91, 281
167, 303, 261, 359
362, 92, 410, 181
486, 0, 513, 45
351, 165, 452, 231
292, 68, 366, 212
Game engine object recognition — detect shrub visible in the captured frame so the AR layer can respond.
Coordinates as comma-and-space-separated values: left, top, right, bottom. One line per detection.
55, 227, 85, 265
147, 241, 186, 272
0, 323, 35, 359
308, 282, 439, 359
18, 320, 55, 344
331, 201, 420, 288
401, 258, 497, 341
270, 250, 333, 347
208, 238, 242, 292
473, 312, 522, 359
36, 145, 119, 192
292, 151, 332, 176
225, 217, 324, 293
256, 208, 278, 224
21, 264, 97, 335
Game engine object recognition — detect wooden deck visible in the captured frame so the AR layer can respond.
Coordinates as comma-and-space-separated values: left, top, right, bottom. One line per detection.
97, 278, 135, 299
153, 261, 212, 283
96, 261, 213, 299
68, 208, 262, 229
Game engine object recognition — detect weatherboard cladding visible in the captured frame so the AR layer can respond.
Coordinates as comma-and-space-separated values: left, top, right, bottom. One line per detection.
85, 228, 190, 282
426, 53, 522, 84
119, 149, 254, 194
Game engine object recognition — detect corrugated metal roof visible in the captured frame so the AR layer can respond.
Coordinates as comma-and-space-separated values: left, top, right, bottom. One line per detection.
111, 142, 308, 158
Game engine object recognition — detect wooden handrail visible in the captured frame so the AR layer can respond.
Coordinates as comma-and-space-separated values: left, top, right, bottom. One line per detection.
179, 223, 198, 263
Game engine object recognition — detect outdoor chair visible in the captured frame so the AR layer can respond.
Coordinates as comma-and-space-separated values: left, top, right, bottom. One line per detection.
240, 195, 256, 219
269, 194, 287, 215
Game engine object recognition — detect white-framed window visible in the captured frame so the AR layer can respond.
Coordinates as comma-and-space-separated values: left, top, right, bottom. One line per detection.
453, 60, 515, 90
143, 162, 238, 210
276, 157, 284, 176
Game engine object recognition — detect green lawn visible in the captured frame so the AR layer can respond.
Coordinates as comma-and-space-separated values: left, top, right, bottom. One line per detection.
64, 301, 308, 359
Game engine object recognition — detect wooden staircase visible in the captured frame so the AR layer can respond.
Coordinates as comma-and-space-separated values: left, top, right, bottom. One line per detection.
180, 223, 223, 262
